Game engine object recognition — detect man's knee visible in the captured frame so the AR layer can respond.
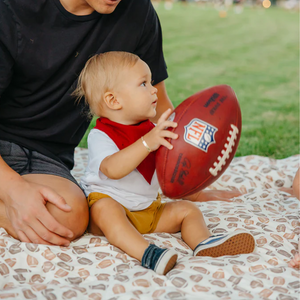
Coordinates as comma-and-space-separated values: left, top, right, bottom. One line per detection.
47, 192, 89, 240
68, 199, 89, 239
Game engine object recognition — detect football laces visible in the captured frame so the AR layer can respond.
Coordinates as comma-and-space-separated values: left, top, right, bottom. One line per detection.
209, 124, 239, 176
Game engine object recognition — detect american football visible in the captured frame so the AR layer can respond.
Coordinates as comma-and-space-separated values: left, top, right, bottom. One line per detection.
156, 85, 242, 199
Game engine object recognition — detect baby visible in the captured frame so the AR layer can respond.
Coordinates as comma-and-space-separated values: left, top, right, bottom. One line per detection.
74, 51, 255, 275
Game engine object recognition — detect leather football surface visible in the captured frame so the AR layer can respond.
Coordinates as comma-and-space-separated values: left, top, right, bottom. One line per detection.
156, 85, 242, 198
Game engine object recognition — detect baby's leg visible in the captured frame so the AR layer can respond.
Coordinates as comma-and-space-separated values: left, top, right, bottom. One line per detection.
89, 197, 177, 274
88, 197, 148, 260
155, 200, 255, 256
154, 200, 210, 249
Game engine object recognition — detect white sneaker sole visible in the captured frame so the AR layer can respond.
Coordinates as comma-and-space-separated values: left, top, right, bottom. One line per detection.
155, 249, 178, 275
195, 231, 255, 257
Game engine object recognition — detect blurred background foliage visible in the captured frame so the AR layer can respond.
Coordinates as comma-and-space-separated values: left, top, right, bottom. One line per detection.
79, 0, 299, 158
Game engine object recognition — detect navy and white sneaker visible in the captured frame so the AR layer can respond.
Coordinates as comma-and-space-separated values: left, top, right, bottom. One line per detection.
141, 244, 178, 275
194, 230, 255, 257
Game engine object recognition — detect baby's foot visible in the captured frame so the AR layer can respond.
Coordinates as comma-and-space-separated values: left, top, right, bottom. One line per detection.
194, 230, 255, 257
141, 244, 177, 275
289, 253, 300, 269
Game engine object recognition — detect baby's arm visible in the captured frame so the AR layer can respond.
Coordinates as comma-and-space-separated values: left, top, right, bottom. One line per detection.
101, 109, 178, 179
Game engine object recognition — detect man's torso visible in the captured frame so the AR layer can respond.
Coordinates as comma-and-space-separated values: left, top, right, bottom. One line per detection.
0, 0, 167, 169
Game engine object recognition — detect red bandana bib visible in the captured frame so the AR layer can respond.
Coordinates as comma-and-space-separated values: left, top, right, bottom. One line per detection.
94, 117, 156, 184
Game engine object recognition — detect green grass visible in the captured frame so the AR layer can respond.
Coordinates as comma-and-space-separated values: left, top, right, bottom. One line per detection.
79, 3, 299, 158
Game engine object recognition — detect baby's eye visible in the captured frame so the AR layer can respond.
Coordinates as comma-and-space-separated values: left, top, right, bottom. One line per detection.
141, 82, 146, 87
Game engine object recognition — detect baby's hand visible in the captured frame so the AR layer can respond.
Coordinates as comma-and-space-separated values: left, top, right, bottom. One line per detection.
143, 108, 178, 152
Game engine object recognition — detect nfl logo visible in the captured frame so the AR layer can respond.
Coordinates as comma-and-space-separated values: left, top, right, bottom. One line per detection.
184, 118, 218, 152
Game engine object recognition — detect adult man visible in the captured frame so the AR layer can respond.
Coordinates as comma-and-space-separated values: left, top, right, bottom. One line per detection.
0, 0, 239, 246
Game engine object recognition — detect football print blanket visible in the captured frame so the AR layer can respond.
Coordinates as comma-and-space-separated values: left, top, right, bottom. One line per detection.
0, 148, 299, 300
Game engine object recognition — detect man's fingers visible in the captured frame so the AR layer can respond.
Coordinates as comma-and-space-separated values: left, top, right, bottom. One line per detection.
17, 209, 72, 245
17, 230, 32, 243
36, 208, 73, 240
17, 216, 71, 246
41, 188, 71, 212
17, 227, 51, 245
39, 188, 74, 240
33, 218, 71, 246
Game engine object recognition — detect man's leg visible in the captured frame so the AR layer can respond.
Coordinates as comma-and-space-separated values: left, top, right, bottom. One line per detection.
0, 174, 89, 244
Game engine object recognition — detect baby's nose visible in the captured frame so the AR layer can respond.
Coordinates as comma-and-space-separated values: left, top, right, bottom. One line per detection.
152, 86, 158, 94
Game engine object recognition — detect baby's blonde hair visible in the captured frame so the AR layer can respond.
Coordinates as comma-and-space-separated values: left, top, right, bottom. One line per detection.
73, 51, 139, 117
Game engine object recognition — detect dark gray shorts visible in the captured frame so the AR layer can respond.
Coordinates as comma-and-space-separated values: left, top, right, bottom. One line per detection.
0, 139, 79, 186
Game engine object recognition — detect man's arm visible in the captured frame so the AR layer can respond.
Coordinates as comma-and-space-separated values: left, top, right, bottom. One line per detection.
0, 3, 77, 245
0, 156, 75, 245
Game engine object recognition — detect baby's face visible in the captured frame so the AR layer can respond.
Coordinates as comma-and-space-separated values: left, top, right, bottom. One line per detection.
115, 59, 158, 124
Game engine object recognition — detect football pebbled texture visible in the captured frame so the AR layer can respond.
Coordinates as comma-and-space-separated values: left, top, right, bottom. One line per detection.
156, 85, 242, 199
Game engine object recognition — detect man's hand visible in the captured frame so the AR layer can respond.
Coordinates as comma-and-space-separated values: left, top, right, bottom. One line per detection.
143, 108, 178, 151
4, 178, 74, 245
184, 189, 242, 202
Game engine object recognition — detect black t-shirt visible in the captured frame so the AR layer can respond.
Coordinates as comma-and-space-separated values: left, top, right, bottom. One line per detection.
0, 0, 167, 169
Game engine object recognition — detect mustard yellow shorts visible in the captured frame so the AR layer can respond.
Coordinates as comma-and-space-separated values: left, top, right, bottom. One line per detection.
87, 192, 166, 234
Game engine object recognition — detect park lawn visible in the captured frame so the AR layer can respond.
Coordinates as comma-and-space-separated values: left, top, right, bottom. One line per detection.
79, 3, 299, 159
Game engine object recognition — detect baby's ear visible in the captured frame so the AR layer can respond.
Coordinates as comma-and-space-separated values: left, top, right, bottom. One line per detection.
103, 92, 122, 110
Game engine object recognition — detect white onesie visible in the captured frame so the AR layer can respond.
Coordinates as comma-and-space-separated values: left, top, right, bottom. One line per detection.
80, 129, 159, 211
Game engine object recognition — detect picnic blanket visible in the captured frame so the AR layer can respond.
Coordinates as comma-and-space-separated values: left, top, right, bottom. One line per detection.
0, 148, 299, 300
